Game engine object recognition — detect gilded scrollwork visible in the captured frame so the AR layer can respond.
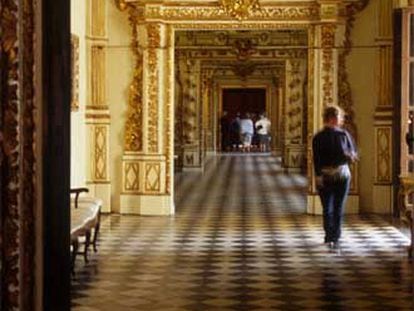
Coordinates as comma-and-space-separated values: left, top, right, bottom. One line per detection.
220, 0, 261, 20
144, 5, 319, 21
124, 18, 144, 152
165, 25, 173, 194
147, 23, 161, 153
286, 60, 306, 144
321, 24, 336, 106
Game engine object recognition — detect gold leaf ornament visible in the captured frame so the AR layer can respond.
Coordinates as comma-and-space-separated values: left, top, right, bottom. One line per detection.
220, 0, 261, 20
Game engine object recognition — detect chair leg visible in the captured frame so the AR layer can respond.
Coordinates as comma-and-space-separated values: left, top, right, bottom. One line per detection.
93, 212, 101, 253
71, 238, 79, 274
84, 230, 91, 263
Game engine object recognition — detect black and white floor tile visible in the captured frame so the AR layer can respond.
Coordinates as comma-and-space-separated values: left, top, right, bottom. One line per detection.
71, 155, 414, 311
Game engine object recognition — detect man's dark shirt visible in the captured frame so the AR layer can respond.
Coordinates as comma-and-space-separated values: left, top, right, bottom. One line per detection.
312, 126, 357, 177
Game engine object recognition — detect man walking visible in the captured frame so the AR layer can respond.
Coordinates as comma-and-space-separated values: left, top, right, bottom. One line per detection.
312, 106, 357, 249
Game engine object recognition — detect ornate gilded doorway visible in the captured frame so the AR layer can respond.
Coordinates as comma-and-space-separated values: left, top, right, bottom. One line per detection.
115, 0, 367, 216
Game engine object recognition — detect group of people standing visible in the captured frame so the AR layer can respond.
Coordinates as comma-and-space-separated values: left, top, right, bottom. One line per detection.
220, 111, 271, 153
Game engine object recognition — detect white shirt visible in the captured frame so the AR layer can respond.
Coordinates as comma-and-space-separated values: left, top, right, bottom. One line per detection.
255, 118, 271, 135
240, 119, 254, 135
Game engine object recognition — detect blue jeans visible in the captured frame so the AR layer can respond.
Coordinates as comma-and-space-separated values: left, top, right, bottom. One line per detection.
318, 176, 350, 243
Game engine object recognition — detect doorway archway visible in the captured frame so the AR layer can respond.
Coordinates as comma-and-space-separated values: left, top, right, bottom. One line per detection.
116, 1, 364, 216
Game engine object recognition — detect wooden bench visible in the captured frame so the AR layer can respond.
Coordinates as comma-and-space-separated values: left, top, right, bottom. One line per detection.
70, 188, 102, 272
398, 176, 414, 258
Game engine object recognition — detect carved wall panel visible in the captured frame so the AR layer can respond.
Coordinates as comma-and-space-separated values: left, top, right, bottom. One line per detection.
90, 46, 106, 107
124, 162, 140, 192
375, 127, 392, 183
90, 0, 106, 37
145, 163, 161, 192
71, 34, 80, 111
94, 126, 108, 180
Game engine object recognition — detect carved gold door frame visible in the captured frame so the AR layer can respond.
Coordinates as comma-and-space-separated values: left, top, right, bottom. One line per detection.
116, 0, 368, 215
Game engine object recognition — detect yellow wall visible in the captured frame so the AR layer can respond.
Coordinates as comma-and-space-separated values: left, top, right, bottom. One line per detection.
348, 0, 378, 212
70, 0, 87, 188
107, 0, 133, 213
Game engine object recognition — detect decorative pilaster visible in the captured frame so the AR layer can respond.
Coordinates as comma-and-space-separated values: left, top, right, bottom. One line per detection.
307, 0, 367, 214
307, 21, 340, 214
85, 0, 111, 212
373, 0, 394, 213
201, 69, 215, 153
120, 21, 175, 215
176, 57, 203, 170
283, 59, 307, 171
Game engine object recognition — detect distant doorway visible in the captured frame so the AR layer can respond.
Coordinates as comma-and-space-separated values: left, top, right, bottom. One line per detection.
222, 88, 266, 119
220, 88, 267, 152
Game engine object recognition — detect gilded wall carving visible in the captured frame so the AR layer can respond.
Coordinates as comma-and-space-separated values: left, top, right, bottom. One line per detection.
321, 24, 336, 107
71, 34, 80, 111
144, 5, 319, 21
220, 0, 261, 20
307, 26, 316, 192
286, 60, 306, 144
1, 0, 36, 308
125, 19, 144, 152
147, 23, 161, 153
201, 69, 215, 151
177, 59, 199, 144
165, 25, 174, 194
177, 49, 307, 61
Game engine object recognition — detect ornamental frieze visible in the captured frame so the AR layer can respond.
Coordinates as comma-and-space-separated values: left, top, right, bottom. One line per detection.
144, 5, 320, 21
175, 49, 307, 60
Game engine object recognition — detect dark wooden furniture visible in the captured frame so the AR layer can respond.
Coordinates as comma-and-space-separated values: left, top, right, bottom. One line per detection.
70, 189, 102, 273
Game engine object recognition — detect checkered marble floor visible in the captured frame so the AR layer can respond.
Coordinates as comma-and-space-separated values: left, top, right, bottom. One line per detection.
72, 155, 414, 311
